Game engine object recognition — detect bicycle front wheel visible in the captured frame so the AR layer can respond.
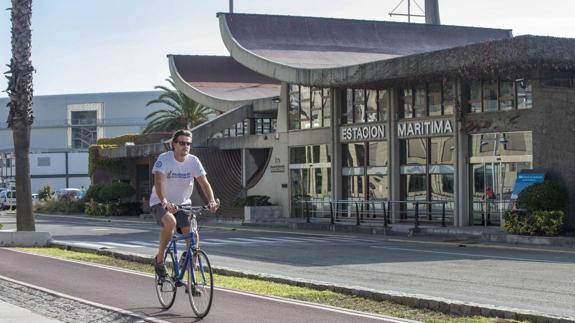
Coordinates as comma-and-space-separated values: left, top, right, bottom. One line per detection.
155, 250, 177, 309
187, 249, 213, 318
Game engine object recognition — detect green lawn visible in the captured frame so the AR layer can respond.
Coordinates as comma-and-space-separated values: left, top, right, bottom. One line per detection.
19, 247, 523, 323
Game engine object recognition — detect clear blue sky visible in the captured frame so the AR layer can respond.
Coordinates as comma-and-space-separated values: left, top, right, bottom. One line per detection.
1, 0, 574, 97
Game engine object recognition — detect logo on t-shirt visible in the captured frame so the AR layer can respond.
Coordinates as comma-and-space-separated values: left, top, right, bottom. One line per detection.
167, 170, 191, 179
154, 160, 162, 168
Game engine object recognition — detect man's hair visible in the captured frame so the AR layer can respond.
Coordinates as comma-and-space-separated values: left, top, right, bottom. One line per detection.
171, 129, 192, 150
171, 129, 192, 142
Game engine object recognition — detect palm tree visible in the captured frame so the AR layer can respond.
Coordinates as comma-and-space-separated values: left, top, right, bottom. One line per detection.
143, 78, 212, 133
5, 0, 35, 231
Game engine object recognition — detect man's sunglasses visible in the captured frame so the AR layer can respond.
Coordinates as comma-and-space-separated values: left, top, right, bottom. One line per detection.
176, 141, 192, 146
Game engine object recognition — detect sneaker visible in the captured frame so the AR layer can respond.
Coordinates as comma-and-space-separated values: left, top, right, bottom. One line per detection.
185, 285, 202, 296
155, 257, 168, 279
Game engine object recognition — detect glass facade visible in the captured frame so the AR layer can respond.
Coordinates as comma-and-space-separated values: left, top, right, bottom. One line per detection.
289, 84, 331, 130
469, 131, 533, 225
400, 81, 455, 119
289, 145, 331, 218
283, 80, 540, 227
465, 79, 533, 113
343, 89, 389, 124
400, 136, 454, 222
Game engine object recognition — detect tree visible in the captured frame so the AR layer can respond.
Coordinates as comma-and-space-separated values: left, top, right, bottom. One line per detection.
143, 78, 212, 133
5, 0, 35, 231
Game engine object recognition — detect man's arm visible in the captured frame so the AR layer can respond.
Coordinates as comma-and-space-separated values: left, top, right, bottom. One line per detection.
196, 175, 218, 213
154, 172, 176, 212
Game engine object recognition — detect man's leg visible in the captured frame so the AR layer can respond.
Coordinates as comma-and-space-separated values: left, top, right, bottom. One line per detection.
156, 211, 176, 264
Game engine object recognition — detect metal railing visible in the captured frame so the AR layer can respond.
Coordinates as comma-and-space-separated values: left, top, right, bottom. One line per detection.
472, 199, 513, 226
292, 198, 454, 228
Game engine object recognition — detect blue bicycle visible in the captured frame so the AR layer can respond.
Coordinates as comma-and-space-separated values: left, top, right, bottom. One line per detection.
154, 202, 216, 318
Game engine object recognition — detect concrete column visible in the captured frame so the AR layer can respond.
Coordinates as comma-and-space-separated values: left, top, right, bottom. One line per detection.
332, 89, 343, 201
389, 87, 401, 223
455, 80, 470, 226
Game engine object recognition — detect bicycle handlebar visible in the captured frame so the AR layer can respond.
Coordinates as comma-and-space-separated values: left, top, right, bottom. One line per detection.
177, 198, 220, 214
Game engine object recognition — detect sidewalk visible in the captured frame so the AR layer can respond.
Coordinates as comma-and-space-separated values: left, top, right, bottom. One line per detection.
0, 300, 63, 323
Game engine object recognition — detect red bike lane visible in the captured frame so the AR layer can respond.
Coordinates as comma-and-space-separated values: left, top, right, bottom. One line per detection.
0, 248, 408, 323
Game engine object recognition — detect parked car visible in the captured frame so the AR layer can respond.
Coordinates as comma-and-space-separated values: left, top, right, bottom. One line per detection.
0, 189, 16, 210
56, 188, 84, 200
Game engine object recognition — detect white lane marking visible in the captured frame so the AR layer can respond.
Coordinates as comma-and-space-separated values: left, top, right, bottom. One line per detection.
370, 246, 563, 263
202, 238, 253, 244
98, 242, 142, 248
221, 288, 417, 322
0, 273, 169, 323
6, 249, 412, 323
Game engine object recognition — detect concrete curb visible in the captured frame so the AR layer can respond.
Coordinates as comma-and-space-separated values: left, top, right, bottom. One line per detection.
0, 231, 52, 247
49, 241, 575, 323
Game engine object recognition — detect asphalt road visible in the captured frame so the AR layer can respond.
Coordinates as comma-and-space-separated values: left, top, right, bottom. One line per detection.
2, 213, 575, 319
0, 248, 402, 323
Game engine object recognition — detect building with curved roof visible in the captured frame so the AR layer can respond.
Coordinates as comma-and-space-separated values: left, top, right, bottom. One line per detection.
168, 9, 575, 229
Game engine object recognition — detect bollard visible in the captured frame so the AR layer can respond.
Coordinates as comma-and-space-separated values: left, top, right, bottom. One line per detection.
414, 201, 419, 229
330, 201, 334, 224
441, 202, 446, 227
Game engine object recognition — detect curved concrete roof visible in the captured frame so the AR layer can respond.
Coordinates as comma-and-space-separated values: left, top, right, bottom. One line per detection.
218, 13, 512, 86
168, 55, 280, 112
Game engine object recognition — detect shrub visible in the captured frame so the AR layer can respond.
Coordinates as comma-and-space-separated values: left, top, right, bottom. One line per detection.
503, 210, 565, 236
85, 201, 142, 217
35, 199, 85, 214
233, 195, 272, 207
84, 182, 136, 203
37, 185, 54, 201
516, 181, 568, 212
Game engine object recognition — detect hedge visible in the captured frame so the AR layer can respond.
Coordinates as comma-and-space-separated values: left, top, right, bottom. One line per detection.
85, 201, 142, 217
503, 210, 565, 236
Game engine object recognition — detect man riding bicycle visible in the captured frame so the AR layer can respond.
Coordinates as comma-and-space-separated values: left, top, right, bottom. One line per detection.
149, 129, 218, 279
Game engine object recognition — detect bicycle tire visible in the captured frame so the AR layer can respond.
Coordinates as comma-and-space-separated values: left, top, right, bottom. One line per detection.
187, 249, 213, 318
155, 250, 177, 309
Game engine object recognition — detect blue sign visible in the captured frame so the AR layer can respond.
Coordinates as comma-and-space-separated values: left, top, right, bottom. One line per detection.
511, 172, 545, 199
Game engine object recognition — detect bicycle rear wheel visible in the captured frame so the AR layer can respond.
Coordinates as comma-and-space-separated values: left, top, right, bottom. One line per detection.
155, 250, 177, 309
187, 249, 213, 318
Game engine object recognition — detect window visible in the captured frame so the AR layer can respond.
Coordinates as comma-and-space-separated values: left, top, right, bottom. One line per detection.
402, 88, 414, 119
322, 89, 331, 127
353, 89, 366, 123
378, 90, 390, 122
443, 81, 455, 115
289, 84, 331, 130
428, 83, 442, 116
37, 157, 51, 167
71, 110, 97, 149
342, 143, 365, 167
483, 80, 498, 112
366, 90, 378, 122
300, 86, 311, 129
466, 79, 533, 113
68, 103, 102, 149
289, 84, 300, 130
499, 81, 515, 111
413, 85, 427, 118
311, 87, 323, 128
517, 83, 533, 110
344, 88, 390, 124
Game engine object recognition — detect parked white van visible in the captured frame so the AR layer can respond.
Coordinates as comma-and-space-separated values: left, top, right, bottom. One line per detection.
0, 190, 16, 210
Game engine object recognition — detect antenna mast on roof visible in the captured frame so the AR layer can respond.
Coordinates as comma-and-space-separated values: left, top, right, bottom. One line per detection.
388, 0, 425, 23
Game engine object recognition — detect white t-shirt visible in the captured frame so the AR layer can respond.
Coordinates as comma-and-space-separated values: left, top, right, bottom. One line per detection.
149, 151, 206, 206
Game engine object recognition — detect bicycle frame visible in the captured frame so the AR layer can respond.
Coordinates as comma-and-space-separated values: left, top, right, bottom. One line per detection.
163, 211, 209, 287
